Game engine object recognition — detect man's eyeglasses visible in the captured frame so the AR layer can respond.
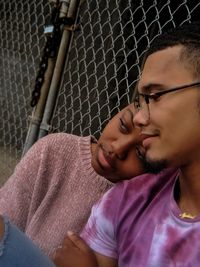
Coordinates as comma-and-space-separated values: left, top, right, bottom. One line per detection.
134, 81, 200, 119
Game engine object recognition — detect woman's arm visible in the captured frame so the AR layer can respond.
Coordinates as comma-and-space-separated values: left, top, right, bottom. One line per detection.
52, 232, 117, 267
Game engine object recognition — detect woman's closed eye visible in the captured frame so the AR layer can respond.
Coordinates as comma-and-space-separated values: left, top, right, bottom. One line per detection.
119, 118, 129, 133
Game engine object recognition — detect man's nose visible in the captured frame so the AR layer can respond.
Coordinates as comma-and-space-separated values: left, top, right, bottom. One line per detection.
133, 109, 150, 128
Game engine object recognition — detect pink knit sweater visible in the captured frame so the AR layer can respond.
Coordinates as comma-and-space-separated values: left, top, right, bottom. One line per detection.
0, 133, 113, 257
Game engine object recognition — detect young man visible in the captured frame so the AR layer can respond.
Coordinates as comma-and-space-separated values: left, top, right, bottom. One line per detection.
0, 103, 145, 257
58, 22, 200, 267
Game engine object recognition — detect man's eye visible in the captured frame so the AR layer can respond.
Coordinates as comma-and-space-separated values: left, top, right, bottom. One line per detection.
149, 94, 161, 101
134, 96, 140, 109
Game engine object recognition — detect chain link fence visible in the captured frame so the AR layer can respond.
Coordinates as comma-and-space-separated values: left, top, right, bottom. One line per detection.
0, 0, 200, 182
51, 0, 200, 138
0, 0, 51, 182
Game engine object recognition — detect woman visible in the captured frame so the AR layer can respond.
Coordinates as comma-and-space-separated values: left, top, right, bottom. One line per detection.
0, 103, 145, 257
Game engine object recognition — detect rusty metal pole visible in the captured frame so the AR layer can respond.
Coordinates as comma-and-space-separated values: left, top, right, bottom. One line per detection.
38, 0, 80, 139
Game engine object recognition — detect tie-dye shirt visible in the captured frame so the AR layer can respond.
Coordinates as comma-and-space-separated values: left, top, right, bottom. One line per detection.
81, 169, 200, 267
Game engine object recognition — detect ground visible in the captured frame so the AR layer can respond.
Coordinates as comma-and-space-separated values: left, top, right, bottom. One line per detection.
0, 147, 19, 186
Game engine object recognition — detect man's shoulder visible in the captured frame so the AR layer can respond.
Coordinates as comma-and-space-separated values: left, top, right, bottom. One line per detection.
100, 168, 178, 212
119, 168, 178, 193
93, 168, 177, 227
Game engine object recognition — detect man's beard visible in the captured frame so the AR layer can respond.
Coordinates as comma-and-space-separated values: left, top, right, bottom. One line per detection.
140, 154, 168, 174
136, 146, 168, 174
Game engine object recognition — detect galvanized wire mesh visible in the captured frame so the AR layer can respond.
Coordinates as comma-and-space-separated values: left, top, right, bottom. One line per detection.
51, 0, 200, 139
1, 0, 200, 181
0, 0, 51, 182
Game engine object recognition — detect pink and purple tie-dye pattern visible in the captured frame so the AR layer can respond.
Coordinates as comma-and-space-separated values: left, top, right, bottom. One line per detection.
81, 168, 200, 267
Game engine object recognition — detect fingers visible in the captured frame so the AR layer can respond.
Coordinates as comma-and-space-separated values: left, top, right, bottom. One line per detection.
52, 233, 97, 267
65, 231, 92, 253
54, 232, 91, 258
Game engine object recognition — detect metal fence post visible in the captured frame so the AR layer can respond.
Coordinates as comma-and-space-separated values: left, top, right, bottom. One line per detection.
23, 58, 56, 155
38, 0, 80, 139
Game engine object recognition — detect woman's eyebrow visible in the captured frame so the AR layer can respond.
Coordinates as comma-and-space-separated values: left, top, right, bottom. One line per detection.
125, 108, 134, 127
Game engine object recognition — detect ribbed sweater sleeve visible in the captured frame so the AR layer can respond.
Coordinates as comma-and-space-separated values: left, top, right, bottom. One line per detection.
0, 136, 45, 231
0, 133, 113, 256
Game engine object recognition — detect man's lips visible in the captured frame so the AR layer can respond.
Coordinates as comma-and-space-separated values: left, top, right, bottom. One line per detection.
140, 132, 159, 148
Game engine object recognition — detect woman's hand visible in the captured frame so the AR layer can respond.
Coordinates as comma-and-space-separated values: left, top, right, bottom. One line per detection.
52, 232, 98, 267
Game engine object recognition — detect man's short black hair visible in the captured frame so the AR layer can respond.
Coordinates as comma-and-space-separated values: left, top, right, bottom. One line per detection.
147, 21, 200, 55
146, 21, 200, 78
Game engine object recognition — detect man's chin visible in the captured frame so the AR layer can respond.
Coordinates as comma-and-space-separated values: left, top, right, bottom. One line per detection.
141, 157, 168, 174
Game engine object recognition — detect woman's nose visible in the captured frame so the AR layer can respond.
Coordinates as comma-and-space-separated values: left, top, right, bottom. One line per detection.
111, 139, 131, 160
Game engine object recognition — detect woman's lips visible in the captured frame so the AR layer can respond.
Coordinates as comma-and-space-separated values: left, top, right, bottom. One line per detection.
97, 147, 115, 170
141, 135, 158, 148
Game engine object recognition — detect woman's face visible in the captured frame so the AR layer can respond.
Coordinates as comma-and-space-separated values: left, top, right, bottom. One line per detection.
91, 104, 145, 182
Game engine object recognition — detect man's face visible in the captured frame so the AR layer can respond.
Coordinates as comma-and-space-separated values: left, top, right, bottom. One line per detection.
134, 45, 200, 170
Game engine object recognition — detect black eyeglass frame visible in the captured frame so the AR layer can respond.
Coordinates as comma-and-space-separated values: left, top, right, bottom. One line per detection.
134, 81, 200, 108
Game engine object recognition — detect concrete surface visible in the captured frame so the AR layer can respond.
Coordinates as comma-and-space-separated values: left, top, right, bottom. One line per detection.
0, 147, 20, 186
